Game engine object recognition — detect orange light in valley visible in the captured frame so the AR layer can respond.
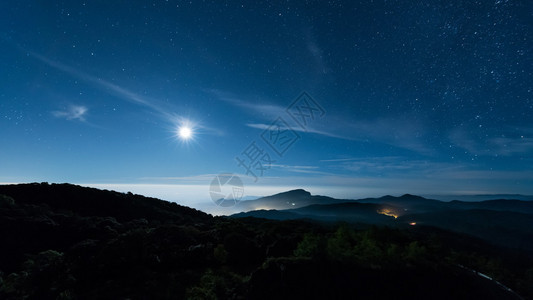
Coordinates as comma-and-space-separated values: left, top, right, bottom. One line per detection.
409, 222, 417, 226
377, 209, 398, 219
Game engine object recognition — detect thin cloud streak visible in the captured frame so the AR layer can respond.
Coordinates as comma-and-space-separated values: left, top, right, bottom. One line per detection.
320, 156, 463, 176
212, 89, 366, 140
29, 51, 171, 116
28, 51, 223, 136
270, 164, 332, 175
449, 127, 533, 156
213, 90, 433, 155
52, 105, 88, 121
320, 158, 362, 162
303, 26, 329, 75
246, 123, 351, 140
209, 89, 287, 119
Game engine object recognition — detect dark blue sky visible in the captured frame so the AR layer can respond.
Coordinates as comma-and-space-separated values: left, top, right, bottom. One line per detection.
1, 1, 532, 209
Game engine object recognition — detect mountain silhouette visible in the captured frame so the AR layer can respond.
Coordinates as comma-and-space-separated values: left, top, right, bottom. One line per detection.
0, 182, 210, 223
233, 190, 533, 252
233, 201, 401, 225
237, 188, 344, 211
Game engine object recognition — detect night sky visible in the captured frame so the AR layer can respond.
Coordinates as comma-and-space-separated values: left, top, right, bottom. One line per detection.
1, 1, 532, 211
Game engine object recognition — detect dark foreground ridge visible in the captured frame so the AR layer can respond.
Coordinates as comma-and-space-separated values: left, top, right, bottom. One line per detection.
1, 183, 532, 299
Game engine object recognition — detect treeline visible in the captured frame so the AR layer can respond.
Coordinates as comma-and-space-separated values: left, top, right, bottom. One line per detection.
1, 184, 532, 299
189, 221, 533, 299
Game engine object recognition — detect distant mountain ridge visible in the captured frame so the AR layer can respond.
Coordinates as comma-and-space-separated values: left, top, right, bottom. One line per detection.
237, 189, 533, 215
236, 189, 346, 211
233, 189, 533, 252
430, 194, 533, 202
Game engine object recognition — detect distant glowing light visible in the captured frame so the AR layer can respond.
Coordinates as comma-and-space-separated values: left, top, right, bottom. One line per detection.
178, 126, 192, 140
409, 222, 417, 226
174, 118, 197, 143
174, 117, 202, 145
377, 209, 398, 219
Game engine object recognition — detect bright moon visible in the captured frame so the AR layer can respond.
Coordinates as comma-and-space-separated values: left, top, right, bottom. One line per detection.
178, 126, 192, 140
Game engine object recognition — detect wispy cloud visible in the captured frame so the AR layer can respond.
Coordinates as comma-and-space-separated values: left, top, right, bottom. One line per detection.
212, 89, 433, 155
449, 127, 533, 156
319, 158, 359, 163
29, 51, 172, 116
25, 51, 223, 136
52, 105, 88, 121
210, 89, 347, 138
430, 169, 533, 181
139, 174, 222, 183
246, 123, 350, 140
270, 164, 331, 175
449, 128, 482, 154
488, 136, 533, 156
208, 89, 287, 119
210, 89, 349, 140
303, 26, 329, 75
321, 156, 461, 175
345, 118, 433, 155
